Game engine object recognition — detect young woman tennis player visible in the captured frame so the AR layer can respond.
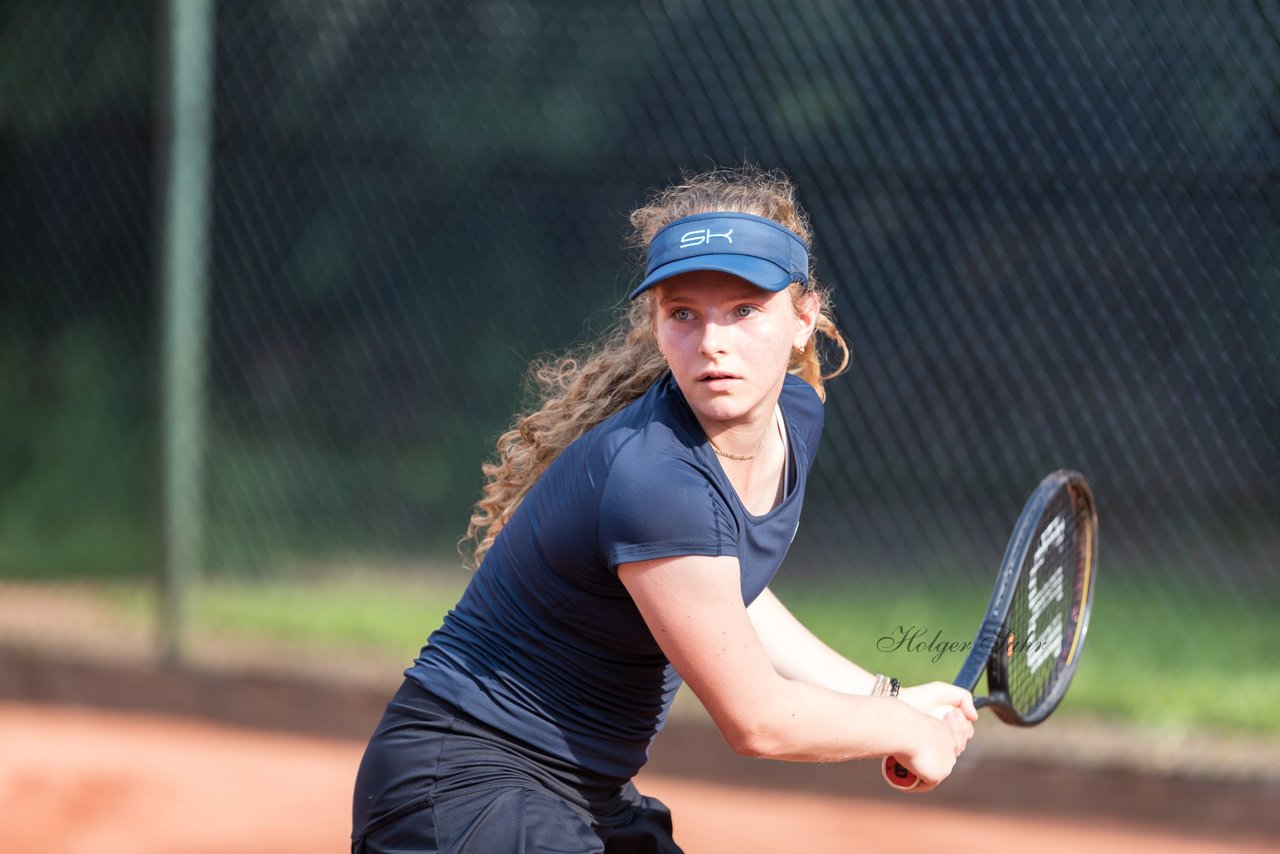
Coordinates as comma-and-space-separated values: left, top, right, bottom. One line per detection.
352, 167, 977, 853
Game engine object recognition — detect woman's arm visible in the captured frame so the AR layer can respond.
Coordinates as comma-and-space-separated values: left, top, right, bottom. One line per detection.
747, 586, 970, 724
746, 586, 877, 695
619, 554, 975, 789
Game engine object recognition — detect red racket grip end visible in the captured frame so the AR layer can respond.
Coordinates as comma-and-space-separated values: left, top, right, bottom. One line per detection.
882, 755, 919, 790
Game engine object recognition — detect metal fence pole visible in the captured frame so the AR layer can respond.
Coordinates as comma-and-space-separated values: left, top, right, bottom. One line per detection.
156, 0, 215, 665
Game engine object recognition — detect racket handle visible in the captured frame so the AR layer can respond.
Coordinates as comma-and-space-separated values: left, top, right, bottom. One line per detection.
882, 755, 919, 789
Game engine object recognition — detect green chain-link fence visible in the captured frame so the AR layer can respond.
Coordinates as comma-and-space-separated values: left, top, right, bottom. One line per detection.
2, 2, 1277, 733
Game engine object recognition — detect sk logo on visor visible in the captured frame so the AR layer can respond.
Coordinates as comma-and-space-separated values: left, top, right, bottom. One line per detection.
679, 228, 734, 249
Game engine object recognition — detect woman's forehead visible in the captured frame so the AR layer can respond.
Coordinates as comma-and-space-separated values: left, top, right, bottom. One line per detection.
653, 271, 783, 303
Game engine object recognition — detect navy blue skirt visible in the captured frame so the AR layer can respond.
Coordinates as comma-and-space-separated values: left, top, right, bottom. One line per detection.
352, 679, 682, 853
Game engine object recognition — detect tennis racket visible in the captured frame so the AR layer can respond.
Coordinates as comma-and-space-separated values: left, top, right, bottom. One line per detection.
882, 469, 1098, 790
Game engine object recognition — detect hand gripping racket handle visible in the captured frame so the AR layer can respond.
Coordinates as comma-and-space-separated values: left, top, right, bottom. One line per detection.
882, 706, 955, 791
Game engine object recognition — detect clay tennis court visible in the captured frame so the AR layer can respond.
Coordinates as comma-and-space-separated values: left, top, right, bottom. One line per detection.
3, 696, 1277, 854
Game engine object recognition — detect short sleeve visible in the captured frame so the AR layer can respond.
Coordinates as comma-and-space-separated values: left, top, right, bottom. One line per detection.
597, 437, 738, 571
781, 374, 825, 470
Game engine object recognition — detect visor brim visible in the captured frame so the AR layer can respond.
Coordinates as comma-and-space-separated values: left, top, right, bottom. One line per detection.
628, 254, 796, 300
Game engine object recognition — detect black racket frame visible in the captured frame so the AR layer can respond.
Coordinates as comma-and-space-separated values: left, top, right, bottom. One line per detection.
955, 469, 1098, 726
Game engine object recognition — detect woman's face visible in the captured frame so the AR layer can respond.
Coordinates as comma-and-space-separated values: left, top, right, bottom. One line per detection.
652, 271, 817, 432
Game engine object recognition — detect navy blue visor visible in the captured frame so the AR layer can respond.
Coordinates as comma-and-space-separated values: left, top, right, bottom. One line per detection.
629, 212, 808, 300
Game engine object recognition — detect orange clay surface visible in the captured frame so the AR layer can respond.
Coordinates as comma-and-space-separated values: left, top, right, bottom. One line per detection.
0, 701, 1273, 854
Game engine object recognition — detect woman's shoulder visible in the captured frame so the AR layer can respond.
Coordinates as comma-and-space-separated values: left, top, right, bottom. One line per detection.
780, 374, 826, 462
594, 413, 735, 565
541, 374, 711, 509
781, 373, 824, 424
585, 376, 718, 490
595, 417, 707, 489
584, 373, 698, 454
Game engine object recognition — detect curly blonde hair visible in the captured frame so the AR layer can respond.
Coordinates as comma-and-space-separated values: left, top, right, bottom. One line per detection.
462, 166, 849, 566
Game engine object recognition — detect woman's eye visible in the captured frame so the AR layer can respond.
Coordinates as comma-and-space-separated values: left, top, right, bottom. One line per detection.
734, 305, 759, 318
672, 307, 694, 321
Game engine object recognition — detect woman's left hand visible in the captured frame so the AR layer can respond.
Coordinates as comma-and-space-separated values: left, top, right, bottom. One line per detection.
896, 681, 978, 756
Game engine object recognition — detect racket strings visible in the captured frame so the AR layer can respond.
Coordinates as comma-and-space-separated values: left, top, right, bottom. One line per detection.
1005, 487, 1092, 719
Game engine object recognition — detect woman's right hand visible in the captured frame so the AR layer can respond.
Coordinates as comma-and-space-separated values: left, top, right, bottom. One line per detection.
892, 702, 976, 792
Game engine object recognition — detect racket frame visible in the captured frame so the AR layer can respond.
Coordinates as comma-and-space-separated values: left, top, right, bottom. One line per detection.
960, 469, 1098, 726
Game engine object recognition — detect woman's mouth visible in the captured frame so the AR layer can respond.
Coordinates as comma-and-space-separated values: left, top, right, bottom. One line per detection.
698, 371, 740, 391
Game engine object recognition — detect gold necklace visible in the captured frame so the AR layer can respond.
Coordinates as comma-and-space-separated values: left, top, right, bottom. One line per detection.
709, 410, 776, 462
710, 443, 760, 461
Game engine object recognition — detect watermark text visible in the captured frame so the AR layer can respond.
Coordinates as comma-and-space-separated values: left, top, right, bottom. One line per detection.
876, 625, 1051, 663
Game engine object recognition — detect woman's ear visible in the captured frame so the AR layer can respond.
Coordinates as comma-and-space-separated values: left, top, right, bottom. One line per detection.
793, 291, 820, 349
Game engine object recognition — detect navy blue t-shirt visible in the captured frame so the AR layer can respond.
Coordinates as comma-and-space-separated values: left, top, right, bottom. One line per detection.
407, 372, 824, 779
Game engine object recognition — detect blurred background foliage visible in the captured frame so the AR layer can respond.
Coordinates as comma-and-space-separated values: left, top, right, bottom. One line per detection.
0, 2, 1277, 732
